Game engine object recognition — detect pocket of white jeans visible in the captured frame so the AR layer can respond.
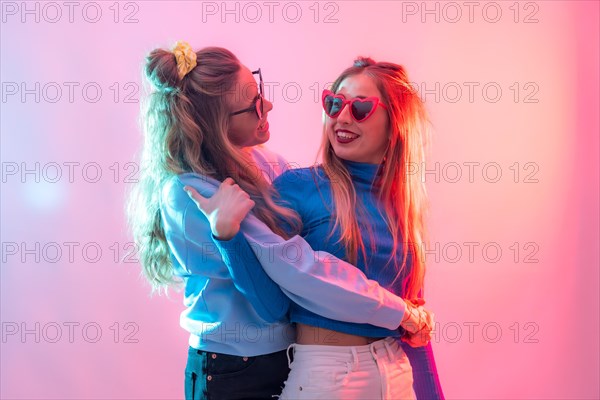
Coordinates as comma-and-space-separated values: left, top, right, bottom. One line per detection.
299, 362, 351, 392
394, 352, 413, 374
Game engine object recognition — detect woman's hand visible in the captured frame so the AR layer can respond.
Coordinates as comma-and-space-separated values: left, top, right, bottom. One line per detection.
399, 298, 434, 347
184, 178, 255, 241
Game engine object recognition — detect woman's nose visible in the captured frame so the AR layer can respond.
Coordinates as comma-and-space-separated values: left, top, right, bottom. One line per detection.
263, 97, 274, 114
336, 104, 352, 124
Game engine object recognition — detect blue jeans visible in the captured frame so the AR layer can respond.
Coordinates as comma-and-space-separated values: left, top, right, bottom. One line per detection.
184, 347, 290, 399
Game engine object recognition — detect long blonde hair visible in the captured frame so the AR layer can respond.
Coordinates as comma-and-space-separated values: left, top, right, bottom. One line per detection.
320, 57, 430, 299
128, 46, 299, 293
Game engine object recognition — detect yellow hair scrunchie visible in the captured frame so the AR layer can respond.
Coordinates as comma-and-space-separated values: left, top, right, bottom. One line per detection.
173, 41, 197, 80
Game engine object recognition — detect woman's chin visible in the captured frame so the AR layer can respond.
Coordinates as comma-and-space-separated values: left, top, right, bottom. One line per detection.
255, 129, 270, 144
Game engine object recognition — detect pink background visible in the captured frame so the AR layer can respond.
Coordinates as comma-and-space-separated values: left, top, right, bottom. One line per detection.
1, 1, 598, 399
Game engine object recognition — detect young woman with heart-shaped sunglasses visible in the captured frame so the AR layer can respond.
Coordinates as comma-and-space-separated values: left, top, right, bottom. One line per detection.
187, 58, 444, 399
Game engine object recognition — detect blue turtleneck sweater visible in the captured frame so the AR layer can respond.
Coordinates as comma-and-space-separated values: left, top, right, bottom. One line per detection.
273, 161, 410, 337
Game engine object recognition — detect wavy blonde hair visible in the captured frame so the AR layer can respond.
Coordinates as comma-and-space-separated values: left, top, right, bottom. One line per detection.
320, 57, 430, 299
128, 46, 299, 293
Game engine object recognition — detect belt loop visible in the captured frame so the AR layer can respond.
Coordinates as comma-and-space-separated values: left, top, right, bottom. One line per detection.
369, 341, 378, 362
383, 338, 394, 361
350, 346, 359, 370
286, 344, 295, 368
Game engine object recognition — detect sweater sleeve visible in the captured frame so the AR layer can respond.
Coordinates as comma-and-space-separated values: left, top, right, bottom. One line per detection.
401, 341, 445, 400
160, 176, 231, 279
212, 231, 290, 322
213, 213, 409, 330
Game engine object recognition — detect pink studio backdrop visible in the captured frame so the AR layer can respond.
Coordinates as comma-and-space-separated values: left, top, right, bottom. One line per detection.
1, 1, 598, 399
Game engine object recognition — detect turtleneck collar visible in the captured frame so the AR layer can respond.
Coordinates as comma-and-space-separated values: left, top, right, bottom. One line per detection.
341, 159, 382, 185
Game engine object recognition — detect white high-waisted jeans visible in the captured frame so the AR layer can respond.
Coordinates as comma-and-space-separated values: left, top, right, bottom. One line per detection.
279, 336, 416, 400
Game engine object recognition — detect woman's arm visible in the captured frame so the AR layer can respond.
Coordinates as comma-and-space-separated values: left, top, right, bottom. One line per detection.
212, 221, 409, 330
211, 226, 291, 322
185, 175, 432, 335
184, 176, 411, 329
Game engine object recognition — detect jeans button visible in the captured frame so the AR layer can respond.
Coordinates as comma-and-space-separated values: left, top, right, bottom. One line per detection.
211, 353, 217, 359
207, 375, 212, 381
243, 357, 248, 362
